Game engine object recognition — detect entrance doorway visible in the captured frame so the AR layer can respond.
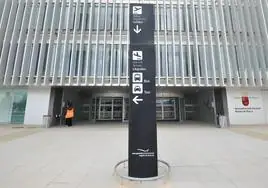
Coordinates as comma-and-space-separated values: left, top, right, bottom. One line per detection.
55, 87, 225, 126
156, 98, 179, 121
91, 97, 181, 122
92, 97, 123, 121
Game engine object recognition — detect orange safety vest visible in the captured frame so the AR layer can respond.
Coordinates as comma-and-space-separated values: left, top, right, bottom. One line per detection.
65, 108, 74, 119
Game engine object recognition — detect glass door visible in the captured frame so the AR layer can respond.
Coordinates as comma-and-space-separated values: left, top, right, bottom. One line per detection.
99, 98, 113, 120
113, 98, 123, 120
156, 98, 178, 121
123, 97, 129, 122
156, 99, 162, 120
162, 98, 176, 120
93, 97, 123, 121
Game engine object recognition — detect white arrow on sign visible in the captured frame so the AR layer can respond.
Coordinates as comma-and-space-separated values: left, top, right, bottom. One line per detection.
133, 95, 143, 104
133, 25, 142, 34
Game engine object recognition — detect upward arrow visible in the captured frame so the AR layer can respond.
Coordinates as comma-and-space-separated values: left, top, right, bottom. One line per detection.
133, 25, 142, 34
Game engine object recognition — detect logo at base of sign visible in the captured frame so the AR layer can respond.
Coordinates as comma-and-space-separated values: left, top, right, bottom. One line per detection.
137, 148, 149, 152
242, 96, 249, 106
132, 148, 155, 158
133, 6, 142, 15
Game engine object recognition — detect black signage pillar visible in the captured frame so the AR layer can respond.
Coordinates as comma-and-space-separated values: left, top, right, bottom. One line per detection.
128, 4, 157, 178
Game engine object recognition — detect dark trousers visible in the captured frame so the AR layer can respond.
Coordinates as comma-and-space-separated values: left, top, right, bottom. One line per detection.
65, 118, 72, 127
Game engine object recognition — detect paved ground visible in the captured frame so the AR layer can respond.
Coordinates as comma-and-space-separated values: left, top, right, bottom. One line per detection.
0, 124, 268, 188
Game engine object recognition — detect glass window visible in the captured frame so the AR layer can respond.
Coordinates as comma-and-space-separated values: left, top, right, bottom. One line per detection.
31, 4, 39, 31
49, 44, 56, 76
172, 6, 178, 31
107, 5, 113, 30
121, 44, 127, 76
0, 1, 5, 21
190, 46, 195, 77
61, 6, 68, 31
64, 44, 72, 76
0, 91, 13, 123
213, 45, 221, 77
159, 5, 165, 31
40, 43, 49, 76
167, 45, 174, 77
123, 5, 128, 30
114, 5, 120, 30
40, 4, 47, 31
69, 3, 76, 31
46, 3, 54, 31
89, 44, 96, 76
198, 45, 207, 77
11, 91, 27, 124
74, 43, 80, 76
52, 3, 60, 31
9, 44, 18, 76
96, 44, 104, 76
174, 45, 181, 77
206, 45, 214, 77
99, 5, 105, 31
17, 44, 26, 77
85, 3, 92, 31
203, 7, 214, 32
56, 44, 64, 76
81, 44, 87, 76
24, 44, 33, 76
92, 3, 100, 31
166, 6, 172, 31
159, 45, 166, 77
220, 46, 227, 77
187, 5, 193, 32
104, 44, 111, 76
183, 45, 189, 77
231, 46, 240, 76
112, 44, 119, 76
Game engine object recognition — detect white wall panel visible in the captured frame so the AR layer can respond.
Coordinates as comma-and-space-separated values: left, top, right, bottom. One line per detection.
226, 88, 267, 125
24, 87, 51, 125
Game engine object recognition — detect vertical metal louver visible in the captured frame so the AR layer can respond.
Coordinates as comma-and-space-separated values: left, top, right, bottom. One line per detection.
0, 0, 267, 87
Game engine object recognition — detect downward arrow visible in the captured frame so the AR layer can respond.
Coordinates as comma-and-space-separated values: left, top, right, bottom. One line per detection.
133, 25, 142, 34
133, 96, 143, 104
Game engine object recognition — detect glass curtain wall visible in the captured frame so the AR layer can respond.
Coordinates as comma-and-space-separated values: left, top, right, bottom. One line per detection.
0, 89, 27, 124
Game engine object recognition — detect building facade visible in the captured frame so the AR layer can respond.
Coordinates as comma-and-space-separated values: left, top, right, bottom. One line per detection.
0, 0, 268, 126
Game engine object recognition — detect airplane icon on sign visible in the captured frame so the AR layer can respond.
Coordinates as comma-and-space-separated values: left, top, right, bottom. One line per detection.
133, 6, 142, 14
132, 51, 143, 61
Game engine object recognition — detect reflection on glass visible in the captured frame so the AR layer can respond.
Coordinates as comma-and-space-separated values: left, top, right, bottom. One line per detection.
11, 91, 27, 124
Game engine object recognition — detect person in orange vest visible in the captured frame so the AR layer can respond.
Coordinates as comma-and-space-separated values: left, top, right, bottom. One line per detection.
65, 101, 74, 127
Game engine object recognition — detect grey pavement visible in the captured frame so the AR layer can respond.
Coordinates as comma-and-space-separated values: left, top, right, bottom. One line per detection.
0, 124, 268, 188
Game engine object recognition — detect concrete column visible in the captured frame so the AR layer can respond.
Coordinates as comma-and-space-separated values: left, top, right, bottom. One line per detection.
24, 87, 51, 126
